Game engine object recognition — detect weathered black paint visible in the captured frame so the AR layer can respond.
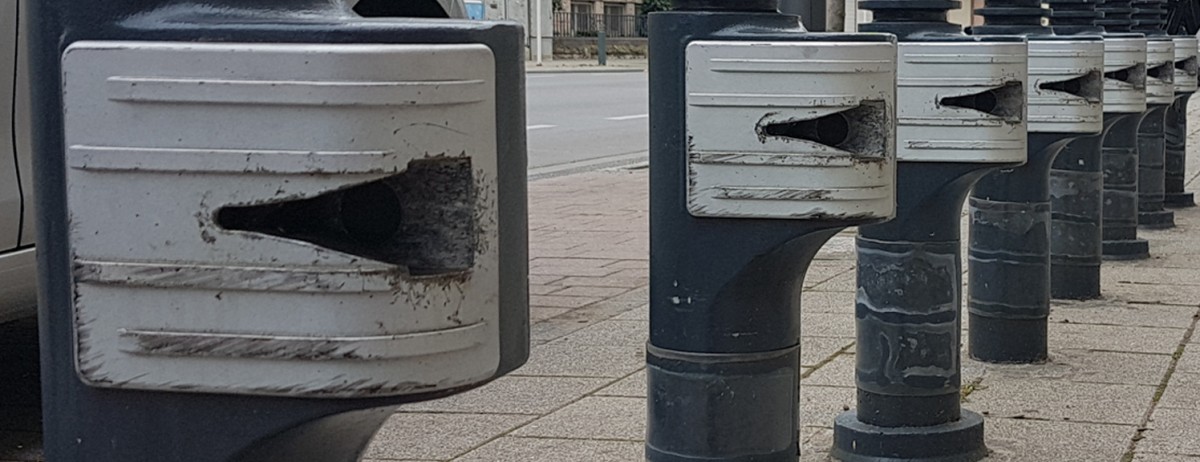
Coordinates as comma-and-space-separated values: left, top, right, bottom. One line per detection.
28, 2, 529, 460
1050, 131, 1105, 299
645, 8, 892, 461
831, 1, 1021, 459
967, 1, 1102, 363
969, 135, 1077, 363
1102, 111, 1153, 259
1165, 93, 1196, 207
1138, 103, 1176, 227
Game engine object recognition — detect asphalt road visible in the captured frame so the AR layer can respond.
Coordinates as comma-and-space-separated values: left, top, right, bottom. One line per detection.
525, 71, 649, 178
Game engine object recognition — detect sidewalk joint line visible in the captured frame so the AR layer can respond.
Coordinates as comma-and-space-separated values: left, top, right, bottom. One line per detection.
1118, 305, 1200, 462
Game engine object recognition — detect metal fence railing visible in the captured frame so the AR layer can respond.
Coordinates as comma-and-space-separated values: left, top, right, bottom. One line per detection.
553, 12, 648, 38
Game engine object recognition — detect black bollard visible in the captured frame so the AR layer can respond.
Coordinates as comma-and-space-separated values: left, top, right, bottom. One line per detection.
1165, 36, 1199, 207
645, 2, 898, 460
831, 1, 1028, 460
28, 2, 531, 460
968, 0, 1104, 363
1046, 0, 1115, 300
1098, 0, 1153, 259
1134, 0, 1176, 228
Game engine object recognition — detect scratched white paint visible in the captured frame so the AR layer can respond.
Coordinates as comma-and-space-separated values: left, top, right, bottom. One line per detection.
895, 41, 1028, 163
63, 41, 501, 398
684, 40, 897, 220
1146, 38, 1178, 106
1026, 38, 1104, 134
1172, 37, 1199, 94
1102, 36, 1149, 114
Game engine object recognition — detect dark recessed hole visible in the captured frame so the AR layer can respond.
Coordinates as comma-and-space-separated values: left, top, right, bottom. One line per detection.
352, 0, 454, 18
1176, 56, 1199, 77
216, 157, 476, 276
1039, 70, 1103, 103
940, 81, 1025, 120
757, 101, 889, 157
1149, 62, 1176, 83
1105, 63, 1147, 88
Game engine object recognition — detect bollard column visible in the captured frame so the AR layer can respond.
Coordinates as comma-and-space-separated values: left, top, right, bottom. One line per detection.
968, 0, 1105, 363
1046, 0, 1114, 300
645, 3, 898, 460
831, 1, 1028, 460
1134, 0, 1176, 228
1098, 0, 1153, 259
1165, 36, 1199, 207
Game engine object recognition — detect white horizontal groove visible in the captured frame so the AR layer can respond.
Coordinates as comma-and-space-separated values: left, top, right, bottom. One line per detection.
75, 260, 413, 293
691, 152, 858, 167
905, 140, 1026, 150
708, 58, 891, 74
899, 78, 1017, 87
687, 93, 861, 108
903, 54, 1025, 64
107, 76, 488, 106
67, 145, 409, 174
117, 322, 487, 361
713, 185, 890, 201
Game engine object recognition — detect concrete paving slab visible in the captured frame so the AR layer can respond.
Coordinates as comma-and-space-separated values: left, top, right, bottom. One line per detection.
801, 291, 857, 314
1050, 301, 1200, 329
594, 369, 645, 398
799, 385, 855, 429
364, 413, 534, 461
452, 437, 644, 462
964, 350, 1172, 386
1157, 371, 1200, 410
511, 396, 645, 441
1105, 281, 1200, 307
1141, 407, 1200, 455
801, 337, 854, 367
1176, 344, 1200, 373
612, 303, 648, 320
800, 427, 834, 462
1134, 453, 1200, 461
399, 376, 610, 415
808, 274, 858, 293
984, 418, 1134, 462
1049, 322, 1185, 355
968, 378, 1156, 425
801, 354, 856, 388
514, 341, 644, 378
800, 313, 857, 338
554, 319, 647, 346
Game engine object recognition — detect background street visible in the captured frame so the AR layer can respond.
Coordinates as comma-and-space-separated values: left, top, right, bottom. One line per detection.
526, 71, 648, 178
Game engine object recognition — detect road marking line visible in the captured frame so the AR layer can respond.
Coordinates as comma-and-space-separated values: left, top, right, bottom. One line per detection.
606, 113, 649, 121
527, 124, 557, 130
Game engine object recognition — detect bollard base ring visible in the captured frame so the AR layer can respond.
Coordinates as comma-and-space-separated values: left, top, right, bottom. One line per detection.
1164, 192, 1196, 208
1138, 210, 1176, 229
1102, 239, 1150, 260
832, 411, 987, 462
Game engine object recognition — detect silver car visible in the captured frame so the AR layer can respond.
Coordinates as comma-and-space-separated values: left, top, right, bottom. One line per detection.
1, 0, 35, 324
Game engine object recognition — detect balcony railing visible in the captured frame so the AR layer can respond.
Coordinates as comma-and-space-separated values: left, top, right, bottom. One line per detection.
553, 12, 648, 38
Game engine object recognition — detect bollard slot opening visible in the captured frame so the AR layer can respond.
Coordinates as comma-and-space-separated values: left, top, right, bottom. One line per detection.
1176, 56, 1199, 77
1149, 61, 1176, 83
939, 81, 1024, 121
1105, 63, 1147, 89
350, 0, 455, 18
215, 157, 476, 276
757, 101, 888, 157
1039, 70, 1104, 103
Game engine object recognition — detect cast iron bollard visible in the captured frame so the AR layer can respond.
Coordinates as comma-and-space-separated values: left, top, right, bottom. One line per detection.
830, 1, 1027, 460
968, 0, 1104, 363
1098, 0, 1154, 259
1134, 0, 1177, 228
1048, 0, 1147, 297
1165, 36, 1199, 207
646, 2, 897, 460
28, 1, 529, 460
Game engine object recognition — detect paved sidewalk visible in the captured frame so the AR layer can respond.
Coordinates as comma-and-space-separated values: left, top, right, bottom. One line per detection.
526, 58, 647, 74
361, 105, 1200, 460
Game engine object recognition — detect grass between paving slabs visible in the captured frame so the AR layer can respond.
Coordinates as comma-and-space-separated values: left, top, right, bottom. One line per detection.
1118, 308, 1200, 462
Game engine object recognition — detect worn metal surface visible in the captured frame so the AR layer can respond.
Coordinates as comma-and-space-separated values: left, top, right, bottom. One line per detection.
832, 2, 1025, 460
646, 8, 896, 462
63, 41, 502, 398
967, 30, 1104, 363
684, 40, 895, 220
